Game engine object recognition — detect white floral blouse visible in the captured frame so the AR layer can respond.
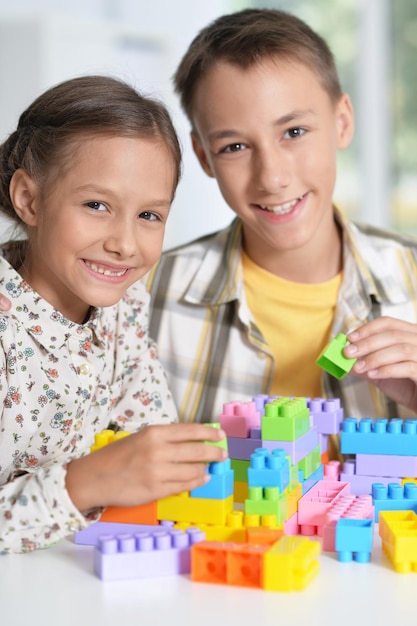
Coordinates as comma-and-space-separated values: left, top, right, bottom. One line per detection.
0, 255, 178, 553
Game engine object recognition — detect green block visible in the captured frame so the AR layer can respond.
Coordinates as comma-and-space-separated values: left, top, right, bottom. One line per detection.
231, 458, 249, 482
316, 333, 357, 379
205, 422, 228, 451
261, 397, 310, 441
245, 486, 288, 524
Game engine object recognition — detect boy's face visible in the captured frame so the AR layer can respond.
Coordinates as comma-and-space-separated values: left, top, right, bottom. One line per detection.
13, 135, 175, 323
191, 58, 354, 269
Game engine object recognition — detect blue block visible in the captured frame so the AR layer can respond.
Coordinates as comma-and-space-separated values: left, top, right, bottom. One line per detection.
335, 518, 373, 563
340, 417, 417, 455
372, 482, 417, 521
300, 464, 324, 495
190, 458, 234, 499
248, 448, 290, 491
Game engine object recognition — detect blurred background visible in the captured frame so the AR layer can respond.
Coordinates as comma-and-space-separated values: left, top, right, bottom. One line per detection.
0, 0, 415, 248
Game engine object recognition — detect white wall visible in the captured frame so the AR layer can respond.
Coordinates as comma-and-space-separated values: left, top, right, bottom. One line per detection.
0, 0, 235, 248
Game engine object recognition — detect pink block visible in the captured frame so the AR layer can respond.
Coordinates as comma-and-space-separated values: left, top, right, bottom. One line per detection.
283, 512, 300, 536
322, 494, 374, 551
297, 480, 351, 531
219, 401, 261, 438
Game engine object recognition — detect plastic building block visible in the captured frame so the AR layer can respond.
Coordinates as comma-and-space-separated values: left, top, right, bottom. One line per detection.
307, 397, 344, 435
219, 401, 261, 438
299, 464, 324, 495
297, 480, 351, 535
340, 459, 401, 496
157, 493, 234, 525
204, 422, 228, 451
335, 518, 373, 563
90, 429, 130, 452
234, 481, 248, 503
316, 333, 357, 379
191, 541, 268, 588
245, 486, 288, 524
322, 494, 373, 552
248, 448, 290, 492
355, 452, 417, 478
75, 520, 175, 546
340, 417, 417, 456
228, 426, 319, 464
94, 526, 206, 581
262, 535, 321, 592
323, 460, 341, 481
371, 482, 417, 520
191, 536, 320, 592
100, 501, 158, 525
379, 510, 417, 573
261, 397, 310, 441
296, 445, 321, 482
190, 458, 234, 500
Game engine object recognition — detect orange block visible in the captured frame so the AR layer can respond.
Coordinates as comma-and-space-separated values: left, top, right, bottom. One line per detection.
100, 500, 158, 525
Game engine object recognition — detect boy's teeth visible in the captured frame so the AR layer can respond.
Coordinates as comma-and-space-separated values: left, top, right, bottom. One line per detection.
86, 262, 126, 277
261, 195, 303, 214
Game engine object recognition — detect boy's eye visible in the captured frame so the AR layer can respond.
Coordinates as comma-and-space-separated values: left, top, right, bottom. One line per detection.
86, 201, 106, 211
139, 211, 159, 221
285, 127, 306, 139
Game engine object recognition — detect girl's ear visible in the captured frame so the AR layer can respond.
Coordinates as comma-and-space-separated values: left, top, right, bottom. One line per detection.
9, 169, 40, 227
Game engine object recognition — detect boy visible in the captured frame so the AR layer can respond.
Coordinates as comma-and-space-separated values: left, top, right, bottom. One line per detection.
146, 8, 417, 434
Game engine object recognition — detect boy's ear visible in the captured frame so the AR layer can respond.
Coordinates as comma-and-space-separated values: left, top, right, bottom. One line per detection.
9, 169, 40, 227
191, 132, 215, 178
336, 93, 355, 149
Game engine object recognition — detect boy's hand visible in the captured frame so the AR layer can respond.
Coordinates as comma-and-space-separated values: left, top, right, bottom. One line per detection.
65, 423, 228, 512
345, 317, 417, 412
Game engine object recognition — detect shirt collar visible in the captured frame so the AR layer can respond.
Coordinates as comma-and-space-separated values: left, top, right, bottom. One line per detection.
0, 256, 108, 349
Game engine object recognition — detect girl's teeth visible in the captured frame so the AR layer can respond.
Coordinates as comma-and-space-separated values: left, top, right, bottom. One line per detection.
86, 262, 126, 277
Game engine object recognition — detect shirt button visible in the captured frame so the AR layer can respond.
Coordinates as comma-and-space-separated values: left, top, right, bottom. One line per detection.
79, 363, 90, 375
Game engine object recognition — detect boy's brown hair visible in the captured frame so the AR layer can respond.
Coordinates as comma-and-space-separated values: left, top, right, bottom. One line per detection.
174, 8, 342, 126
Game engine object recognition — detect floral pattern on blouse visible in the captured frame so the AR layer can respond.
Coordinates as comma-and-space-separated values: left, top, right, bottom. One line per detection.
0, 254, 178, 553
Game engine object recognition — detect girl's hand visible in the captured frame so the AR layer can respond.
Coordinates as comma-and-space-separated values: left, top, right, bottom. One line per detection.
65, 422, 228, 513
345, 317, 417, 413
0, 295, 11, 311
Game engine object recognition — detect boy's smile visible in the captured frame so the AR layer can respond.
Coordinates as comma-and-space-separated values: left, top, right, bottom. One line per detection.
13, 135, 175, 323
191, 58, 354, 282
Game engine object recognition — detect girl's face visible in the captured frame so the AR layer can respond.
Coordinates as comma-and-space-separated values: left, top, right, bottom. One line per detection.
13, 135, 175, 323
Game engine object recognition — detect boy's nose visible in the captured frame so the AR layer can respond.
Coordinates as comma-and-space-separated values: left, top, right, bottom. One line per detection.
254, 147, 291, 192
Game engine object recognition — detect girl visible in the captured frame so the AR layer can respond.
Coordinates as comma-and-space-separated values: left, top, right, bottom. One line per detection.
0, 75, 226, 554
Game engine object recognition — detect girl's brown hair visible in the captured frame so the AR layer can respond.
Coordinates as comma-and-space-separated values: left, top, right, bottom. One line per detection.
0, 75, 182, 225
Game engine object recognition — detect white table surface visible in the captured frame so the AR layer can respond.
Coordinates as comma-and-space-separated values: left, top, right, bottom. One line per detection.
1, 526, 416, 626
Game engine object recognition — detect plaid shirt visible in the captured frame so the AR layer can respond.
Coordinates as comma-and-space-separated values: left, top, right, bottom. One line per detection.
146, 208, 417, 424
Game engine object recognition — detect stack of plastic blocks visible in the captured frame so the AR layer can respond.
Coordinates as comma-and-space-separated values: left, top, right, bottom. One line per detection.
371, 482, 417, 521
157, 424, 234, 526
245, 448, 291, 526
378, 510, 417, 573
340, 417, 417, 495
191, 534, 320, 592
94, 525, 206, 581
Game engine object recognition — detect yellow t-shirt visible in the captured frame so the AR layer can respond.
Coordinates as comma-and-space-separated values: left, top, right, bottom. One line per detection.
242, 251, 342, 399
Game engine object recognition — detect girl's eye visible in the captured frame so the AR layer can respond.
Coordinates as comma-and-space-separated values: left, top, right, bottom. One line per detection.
284, 127, 306, 139
139, 211, 159, 221
221, 143, 247, 154
86, 201, 106, 212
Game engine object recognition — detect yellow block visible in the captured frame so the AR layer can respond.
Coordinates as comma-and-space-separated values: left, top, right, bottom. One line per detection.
157, 494, 234, 525
262, 536, 321, 591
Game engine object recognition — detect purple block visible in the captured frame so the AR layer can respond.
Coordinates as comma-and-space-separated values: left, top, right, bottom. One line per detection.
262, 426, 320, 464
74, 520, 174, 546
355, 453, 417, 478
94, 526, 206, 581
341, 459, 401, 496
308, 397, 344, 435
